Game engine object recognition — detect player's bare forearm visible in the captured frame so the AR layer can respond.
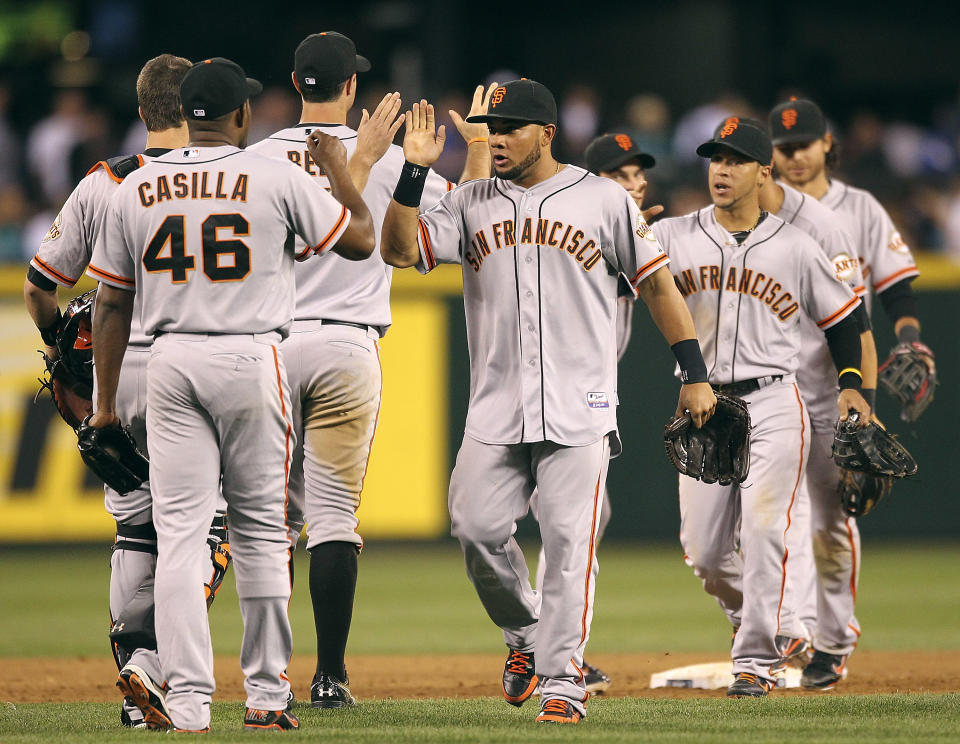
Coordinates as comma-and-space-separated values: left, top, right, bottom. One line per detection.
459, 141, 491, 183
452, 83, 495, 184
637, 266, 699, 345
24, 279, 59, 330
91, 285, 133, 421
380, 201, 421, 268
860, 329, 878, 390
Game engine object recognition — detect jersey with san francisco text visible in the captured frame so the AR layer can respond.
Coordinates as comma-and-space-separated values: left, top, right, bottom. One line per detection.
778, 181, 866, 428
88, 145, 350, 337
415, 166, 669, 451
248, 124, 451, 334
653, 206, 860, 385
821, 178, 919, 315
32, 156, 158, 345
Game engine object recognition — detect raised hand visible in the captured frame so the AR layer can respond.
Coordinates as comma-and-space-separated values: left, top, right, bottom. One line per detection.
306, 129, 348, 174
402, 100, 446, 168
355, 92, 404, 168
450, 82, 498, 144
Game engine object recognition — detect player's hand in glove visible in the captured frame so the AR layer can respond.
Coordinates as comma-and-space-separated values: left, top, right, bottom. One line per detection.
350, 91, 404, 188
676, 381, 717, 429
77, 414, 149, 494
837, 388, 871, 424
878, 340, 936, 422
664, 392, 750, 485
403, 100, 446, 167
831, 411, 918, 478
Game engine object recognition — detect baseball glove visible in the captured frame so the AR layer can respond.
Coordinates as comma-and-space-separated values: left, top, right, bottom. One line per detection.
663, 392, 751, 485
878, 341, 936, 423
76, 416, 150, 494
34, 289, 96, 429
831, 412, 918, 478
837, 469, 893, 518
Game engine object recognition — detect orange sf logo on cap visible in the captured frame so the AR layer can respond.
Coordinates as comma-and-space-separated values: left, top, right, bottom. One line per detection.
781, 108, 798, 130
491, 87, 507, 107
615, 134, 633, 151
720, 117, 739, 138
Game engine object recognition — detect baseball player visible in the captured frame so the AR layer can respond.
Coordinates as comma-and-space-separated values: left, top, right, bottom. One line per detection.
85, 57, 375, 733
22, 54, 232, 730
651, 117, 870, 697
528, 132, 664, 695
768, 98, 930, 688
380, 80, 716, 724
247, 31, 492, 708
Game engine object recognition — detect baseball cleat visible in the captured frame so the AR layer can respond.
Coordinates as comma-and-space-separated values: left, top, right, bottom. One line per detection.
583, 661, 612, 695
771, 635, 812, 673
116, 663, 172, 730
310, 672, 356, 708
801, 650, 848, 690
536, 698, 583, 724
502, 648, 538, 706
243, 708, 300, 731
727, 672, 774, 698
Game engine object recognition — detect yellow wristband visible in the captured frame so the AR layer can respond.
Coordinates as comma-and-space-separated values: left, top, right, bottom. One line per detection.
838, 367, 862, 380
467, 137, 488, 146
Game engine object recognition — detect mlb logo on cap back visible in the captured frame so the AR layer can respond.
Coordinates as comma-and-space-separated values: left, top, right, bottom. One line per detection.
193, 109, 205, 117
180, 57, 262, 120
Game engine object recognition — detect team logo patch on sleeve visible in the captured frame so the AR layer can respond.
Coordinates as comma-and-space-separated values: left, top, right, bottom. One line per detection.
888, 230, 909, 254
832, 253, 858, 282
42, 212, 63, 242
636, 217, 657, 241
587, 392, 610, 409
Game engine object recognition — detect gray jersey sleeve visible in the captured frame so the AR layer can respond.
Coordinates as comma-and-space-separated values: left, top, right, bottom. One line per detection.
862, 192, 918, 292
606, 192, 670, 294
416, 186, 466, 272
282, 166, 352, 258
798, 237, 861, 330
89, 195, 136, 291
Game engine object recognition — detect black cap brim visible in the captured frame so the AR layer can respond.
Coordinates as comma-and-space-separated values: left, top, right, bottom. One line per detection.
465, 113, 548, 125
246, 78, 263, 98
770, 131, 820, 147
596, 151, 656, 172
356, 55, 371, 73
696, 141, 762, 163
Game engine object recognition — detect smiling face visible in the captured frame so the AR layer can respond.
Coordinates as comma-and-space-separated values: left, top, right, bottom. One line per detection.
772, 135, 831, 189
487, 119, 553, 181
707, 146, 769, 212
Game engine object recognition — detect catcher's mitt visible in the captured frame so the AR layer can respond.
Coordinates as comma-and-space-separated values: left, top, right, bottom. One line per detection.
76, 416, 150, 494
831, 412, 918, 478
878, 341, 936, 423
837, 469, 893, 518
664, 392, 751, 485
34, 289, 96, 429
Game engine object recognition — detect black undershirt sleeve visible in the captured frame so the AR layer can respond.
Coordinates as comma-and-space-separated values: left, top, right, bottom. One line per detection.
823, 313, 863, 390
26, 265, 58, 291
877, 277, 917, 324
852, 301, 872, 333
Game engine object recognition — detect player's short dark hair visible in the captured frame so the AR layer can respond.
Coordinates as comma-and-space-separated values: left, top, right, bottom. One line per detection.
300, 78, 348, 104
825, 135, 840, 170
137, 54, 192, 132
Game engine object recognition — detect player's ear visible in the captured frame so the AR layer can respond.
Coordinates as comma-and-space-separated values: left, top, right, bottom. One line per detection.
757, 162, 772, 185
138, 106, 146, 126
291, 71, 302, 95
343, 74, 357, 99
822, 132, 833, 154
541, 123, 556, 145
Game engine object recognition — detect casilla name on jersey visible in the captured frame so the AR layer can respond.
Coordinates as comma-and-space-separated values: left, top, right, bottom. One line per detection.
673, 264, 799, 321
465, 218, 603, 274
137, 171, 250, 208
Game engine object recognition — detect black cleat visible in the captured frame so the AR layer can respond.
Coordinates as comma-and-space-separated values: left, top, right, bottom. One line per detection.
243, 707, 299, 730
727, 672, 774, 698
582, 661, 611, 695
502, 648, 538, 707
801, 650, 848, 690
310, 673, 356, 709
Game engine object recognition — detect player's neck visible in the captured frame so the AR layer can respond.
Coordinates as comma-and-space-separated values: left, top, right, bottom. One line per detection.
714, 201, 762, 233
511, 156, 564, 189
299, 102, 348, 126
757, 181, 784, 215
145, 124, 189, 151
790, 171, 830, 200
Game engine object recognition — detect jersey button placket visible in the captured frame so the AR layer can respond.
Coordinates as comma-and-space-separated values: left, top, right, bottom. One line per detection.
517, 196, 544, 441
716, 253, 738, 381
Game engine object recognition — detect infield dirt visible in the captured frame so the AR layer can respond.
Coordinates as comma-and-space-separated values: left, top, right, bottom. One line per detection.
3, 650, 958, 703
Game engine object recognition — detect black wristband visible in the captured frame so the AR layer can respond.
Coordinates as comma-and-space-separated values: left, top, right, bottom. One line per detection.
671, 339, 709, 384
838, 369, 863, 391
38, 307, 62, 347
896, 324, 921, 345
862, 388, 876, 409
393, 161, 430, 208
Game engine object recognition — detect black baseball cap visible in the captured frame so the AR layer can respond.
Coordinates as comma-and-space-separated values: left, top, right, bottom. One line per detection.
295, 32, 371, 91
466, 79, 557, 126
584, 133, 655, 174
769, 99, 827, 146
180, 57, 262, 120
696, 116, 772, 164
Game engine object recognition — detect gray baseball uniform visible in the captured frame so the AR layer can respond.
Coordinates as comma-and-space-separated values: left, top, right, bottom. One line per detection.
653, 205, 860, 682
89, 144, 351, 729
248, 125, 450, 551
31, 153, 228, 709
415, 165, 668, 714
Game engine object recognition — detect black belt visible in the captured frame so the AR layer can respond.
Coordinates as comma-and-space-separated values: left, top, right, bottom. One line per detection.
320, 319, 370, 332
713, 375, 783, 397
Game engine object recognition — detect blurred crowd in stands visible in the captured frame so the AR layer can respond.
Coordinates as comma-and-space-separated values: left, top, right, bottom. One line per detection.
4, 75, 960, 264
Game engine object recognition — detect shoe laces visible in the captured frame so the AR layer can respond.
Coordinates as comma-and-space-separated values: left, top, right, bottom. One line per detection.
507, 650, 533, 675
542, 699, 570, 715
736, 673, 759, 684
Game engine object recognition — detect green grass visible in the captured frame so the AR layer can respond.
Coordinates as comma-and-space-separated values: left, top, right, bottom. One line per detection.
0, 541, 958, 657
0, 695, 958, 743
